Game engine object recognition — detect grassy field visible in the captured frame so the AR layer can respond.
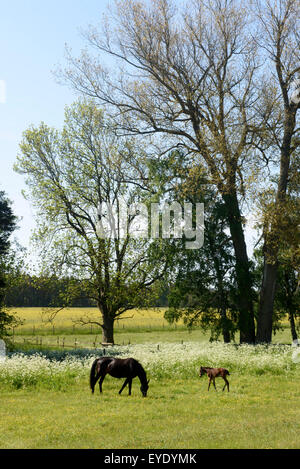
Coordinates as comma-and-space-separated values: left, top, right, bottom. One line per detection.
1, 307, 299, 449
0, 375, 300, 449
10, 307, 172, 333
10, 306, 205, 349
8, 306, 295, 347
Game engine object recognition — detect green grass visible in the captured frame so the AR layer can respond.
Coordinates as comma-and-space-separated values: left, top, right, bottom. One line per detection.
11, 306, 200, 349
0, 375, 300, 449
11, 325, 295, 355
2, 307, 299, 449
10, 307, 296, 347
11, 329, 209, 352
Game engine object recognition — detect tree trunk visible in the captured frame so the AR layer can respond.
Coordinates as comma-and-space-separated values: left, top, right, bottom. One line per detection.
256, 110, 296, 343
222, 192, 256, 343
289, 311, 298, 343
207, 226, 232, 343
285, 271, 298, 343
256, 260, 278, 343
222, 328, 231, 343
102, 312, 115, 344
221, 307, 231, 343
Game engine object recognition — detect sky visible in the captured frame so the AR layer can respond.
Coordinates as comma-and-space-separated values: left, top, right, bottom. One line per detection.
0, 0, 257, 265
0, 0, 110, 256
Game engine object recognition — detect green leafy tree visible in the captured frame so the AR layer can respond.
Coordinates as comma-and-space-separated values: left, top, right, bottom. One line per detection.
253, 245, 300, 343
144, 149, 240, 342
15, 101, 171, 344
275, 263, 300, 342
166, 193, 240, 343
0, 191, 16, 255
0, 191, 19, 340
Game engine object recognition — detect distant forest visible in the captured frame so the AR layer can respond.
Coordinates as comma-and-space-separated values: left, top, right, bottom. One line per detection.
4, 275, 169, 308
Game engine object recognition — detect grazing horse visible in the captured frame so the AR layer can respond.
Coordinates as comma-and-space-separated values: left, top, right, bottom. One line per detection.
199, 366, 230, 392
90, 357, 150, 397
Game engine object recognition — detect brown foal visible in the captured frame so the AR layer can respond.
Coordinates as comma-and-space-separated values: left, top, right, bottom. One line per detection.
199, 366, 230, 392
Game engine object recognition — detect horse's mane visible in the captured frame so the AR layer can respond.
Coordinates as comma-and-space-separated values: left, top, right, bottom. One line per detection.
133, 358, 147, 377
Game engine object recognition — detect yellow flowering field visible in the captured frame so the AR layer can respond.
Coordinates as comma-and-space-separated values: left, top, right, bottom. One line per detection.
9, 307, 176, 334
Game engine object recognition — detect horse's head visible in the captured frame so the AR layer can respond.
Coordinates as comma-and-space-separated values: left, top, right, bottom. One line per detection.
140, 379, 150, 397
199, 366, 205, 377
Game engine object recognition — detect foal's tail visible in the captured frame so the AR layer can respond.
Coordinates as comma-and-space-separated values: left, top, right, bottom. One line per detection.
90, 358, 100, 394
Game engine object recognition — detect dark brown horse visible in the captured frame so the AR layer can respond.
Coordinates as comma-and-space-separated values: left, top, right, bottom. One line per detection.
90, 357, 149, 397
199, 366, 230, 392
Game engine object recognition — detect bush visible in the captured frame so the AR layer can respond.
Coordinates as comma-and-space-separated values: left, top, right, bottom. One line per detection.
0, 342, 298, 390
7, 347, 122, 362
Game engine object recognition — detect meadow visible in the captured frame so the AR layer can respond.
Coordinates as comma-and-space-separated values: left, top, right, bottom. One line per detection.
1, 307, 300, 449
8, 306, 295, 347
11, 307, 172, 332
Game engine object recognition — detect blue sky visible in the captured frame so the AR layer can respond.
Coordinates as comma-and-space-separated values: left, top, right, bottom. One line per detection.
0, 0, 257, 263
0, 0, 110, 254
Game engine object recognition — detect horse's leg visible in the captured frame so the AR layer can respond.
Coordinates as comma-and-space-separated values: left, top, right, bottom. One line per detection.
213, 378, 217, 391
92, 372, 100, 394
222, 377, 229, 392
99, 374, 106, 394
119, 378, 129, 395
128, 378, 132, 396
225, 378, 229, 392
208, 378, 212, 391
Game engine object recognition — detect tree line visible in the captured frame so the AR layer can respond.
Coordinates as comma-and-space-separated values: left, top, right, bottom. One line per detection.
3, 274, 169, 309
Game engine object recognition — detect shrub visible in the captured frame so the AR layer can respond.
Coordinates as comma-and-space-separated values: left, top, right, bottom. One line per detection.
0, 342, 298, 390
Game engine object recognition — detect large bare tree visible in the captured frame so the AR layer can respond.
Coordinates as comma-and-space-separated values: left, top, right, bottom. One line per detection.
253, 0, 300, 342
60, 0, 263, 343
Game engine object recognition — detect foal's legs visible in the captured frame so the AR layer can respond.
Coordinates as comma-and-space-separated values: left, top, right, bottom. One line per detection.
208, 377, 217, 391
222, 377, 229, 392
128, 378, 132, 395
207, 378, 211, 391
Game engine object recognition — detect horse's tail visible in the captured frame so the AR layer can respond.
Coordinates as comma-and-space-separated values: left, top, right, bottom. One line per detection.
90, 358, 100, 394
226, 370, 230, 376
